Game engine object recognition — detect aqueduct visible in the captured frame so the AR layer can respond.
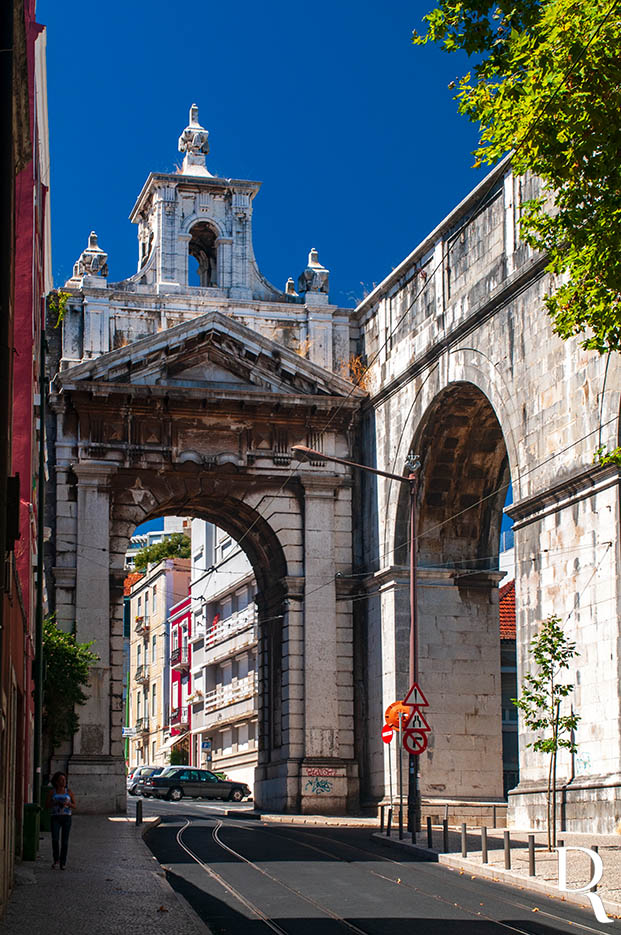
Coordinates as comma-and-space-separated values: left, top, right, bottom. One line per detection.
47, 108, 621, 828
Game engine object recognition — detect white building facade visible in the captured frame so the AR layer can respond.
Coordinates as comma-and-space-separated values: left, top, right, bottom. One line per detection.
189, 519, 258, 791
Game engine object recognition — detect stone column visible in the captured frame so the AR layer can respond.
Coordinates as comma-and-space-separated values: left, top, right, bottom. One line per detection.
299, 474, 349, 812
417, 568, 505, 803
69, 461, 125, 812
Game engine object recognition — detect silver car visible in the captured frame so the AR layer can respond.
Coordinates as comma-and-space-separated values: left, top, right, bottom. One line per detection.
127, 765, 160, 796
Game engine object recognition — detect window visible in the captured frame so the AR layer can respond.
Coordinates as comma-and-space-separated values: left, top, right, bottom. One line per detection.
137, 645, 141, 668
136, 693, 141, 718
238, 723, 249, 751
151, 682, 157, 717
137, 597, 142, 615
153, 585, 157, 613
152, 741, 156, 760
151, 634, 156, 663
145, 594, 149, 620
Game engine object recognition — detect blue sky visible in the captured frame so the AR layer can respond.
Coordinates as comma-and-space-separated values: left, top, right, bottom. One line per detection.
38, 0, 482, 308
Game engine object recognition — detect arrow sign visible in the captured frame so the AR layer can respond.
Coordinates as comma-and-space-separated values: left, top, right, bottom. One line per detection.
403, 729, 429, 756
407, 709, 431, 732
381, 724, 394, 744
403, 682, 429, 708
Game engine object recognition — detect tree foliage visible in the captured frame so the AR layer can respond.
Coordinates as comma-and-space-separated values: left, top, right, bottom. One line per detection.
43, 615, 98, 770
514, 615, 580, 849
413, 0, 621, 354
133, 533, 191, 572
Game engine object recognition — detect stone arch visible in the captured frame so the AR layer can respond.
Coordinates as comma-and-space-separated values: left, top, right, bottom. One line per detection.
394, 381, 511, 570
109, 481, 290, 789
380, 351, 520, 568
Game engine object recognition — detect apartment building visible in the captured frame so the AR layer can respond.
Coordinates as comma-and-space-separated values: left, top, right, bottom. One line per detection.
128, 558, 190, 766
189, 520, 258, 790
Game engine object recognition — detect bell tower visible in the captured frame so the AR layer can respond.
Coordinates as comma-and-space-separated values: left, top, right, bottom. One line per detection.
129, 104, 266, 299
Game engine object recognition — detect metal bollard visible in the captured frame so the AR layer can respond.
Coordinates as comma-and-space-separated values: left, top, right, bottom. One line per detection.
443, 818, 449, 853
461, 823, 468, 858
504, 830, 511, 870
528, 834, 535, 876
136, 798, 143, 826
386, 807, 392, 837
380, 805, 385, 833
492, 805, 497, 828
591, 845, 599, 892
427, 816, 433, 849
481, 826, 488, 864
399, 804, 403, 840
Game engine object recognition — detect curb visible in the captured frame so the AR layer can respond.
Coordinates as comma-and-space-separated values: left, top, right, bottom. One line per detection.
256, 814, 380, 827
371, 833, 621, 920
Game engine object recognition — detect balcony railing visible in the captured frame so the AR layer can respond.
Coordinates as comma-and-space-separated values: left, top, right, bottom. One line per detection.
203, 673, 258, 713
134, 664, 149, 684
134, 615, 149, 635
170, 706, 189, 727
205, 606, 257, 650
136, 716, 149, 732
171, 646, 190, 671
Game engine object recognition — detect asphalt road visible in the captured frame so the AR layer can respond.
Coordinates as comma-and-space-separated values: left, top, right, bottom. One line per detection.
129, 798, 620, 935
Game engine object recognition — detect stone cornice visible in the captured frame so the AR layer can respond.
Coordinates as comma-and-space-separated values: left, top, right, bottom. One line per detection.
72, 460, 118, 485
129, 172, 262, 222
509, 463, 620, 530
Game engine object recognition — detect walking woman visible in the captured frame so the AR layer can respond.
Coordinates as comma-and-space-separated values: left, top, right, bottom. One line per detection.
46, 772, 76, 870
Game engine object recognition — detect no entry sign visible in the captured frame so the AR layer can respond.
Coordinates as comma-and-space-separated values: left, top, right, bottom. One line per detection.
381, 724, 394, 744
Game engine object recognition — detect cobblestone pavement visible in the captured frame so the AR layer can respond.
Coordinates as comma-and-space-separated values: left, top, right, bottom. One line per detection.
0, 815, 209, 935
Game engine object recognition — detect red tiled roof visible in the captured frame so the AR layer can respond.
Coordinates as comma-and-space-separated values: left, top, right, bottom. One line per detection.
123, 572, 144, 596
499, 579, 515, 640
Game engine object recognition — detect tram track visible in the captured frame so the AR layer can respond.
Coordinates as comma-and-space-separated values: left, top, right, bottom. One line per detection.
250, 823, 613, 935
159, 813, 615, 935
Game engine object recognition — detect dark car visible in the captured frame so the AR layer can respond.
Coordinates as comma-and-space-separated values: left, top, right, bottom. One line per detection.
142, 766, 250, 802
136, 766, 164, 796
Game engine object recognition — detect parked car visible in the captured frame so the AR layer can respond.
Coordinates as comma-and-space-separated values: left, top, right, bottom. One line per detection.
127, 765, 160, 796
136, 766, 164, 796
142, 766, 251, 802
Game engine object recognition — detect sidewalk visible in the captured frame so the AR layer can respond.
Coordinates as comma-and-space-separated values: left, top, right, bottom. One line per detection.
373, 825, 621, 919
0, 815, 208, 935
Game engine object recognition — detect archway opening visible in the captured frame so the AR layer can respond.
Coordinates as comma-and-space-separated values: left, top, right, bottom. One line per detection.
394, 382, 516, 803
188, 222, 218, 287
118, 492, 288, 806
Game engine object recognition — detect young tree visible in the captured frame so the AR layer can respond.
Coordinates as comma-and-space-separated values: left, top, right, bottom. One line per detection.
42, 615, 99, 776
133, 532, 191, 572
413, 0, 621, 355
514, 615, 580, 849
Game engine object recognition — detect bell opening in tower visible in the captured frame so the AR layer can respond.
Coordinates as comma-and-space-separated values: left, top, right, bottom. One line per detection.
188, 222, 218, 287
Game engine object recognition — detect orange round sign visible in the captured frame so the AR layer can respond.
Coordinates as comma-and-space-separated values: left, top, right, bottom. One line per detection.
384, 700, 409, 728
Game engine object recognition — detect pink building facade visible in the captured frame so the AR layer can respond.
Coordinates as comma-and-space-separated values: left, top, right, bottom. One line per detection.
169, 595, 192, 760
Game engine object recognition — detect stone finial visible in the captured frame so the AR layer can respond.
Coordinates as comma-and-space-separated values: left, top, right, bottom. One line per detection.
178, 103, 212, 177
297, 247, 329, 295
68, 231, 109, 283
285, 277, 298, 296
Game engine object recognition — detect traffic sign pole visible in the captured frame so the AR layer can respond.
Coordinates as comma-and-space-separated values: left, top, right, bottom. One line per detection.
407, 464, 421, 836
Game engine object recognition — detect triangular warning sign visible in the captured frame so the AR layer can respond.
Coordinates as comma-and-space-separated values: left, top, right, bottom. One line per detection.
406, 709, 431, 732
403, 682, 429, 708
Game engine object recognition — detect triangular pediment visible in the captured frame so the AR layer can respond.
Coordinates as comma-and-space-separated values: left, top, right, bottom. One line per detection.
58, 310, 365, 401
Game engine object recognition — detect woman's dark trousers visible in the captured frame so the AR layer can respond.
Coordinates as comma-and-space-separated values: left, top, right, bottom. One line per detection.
51, 815, 72, 866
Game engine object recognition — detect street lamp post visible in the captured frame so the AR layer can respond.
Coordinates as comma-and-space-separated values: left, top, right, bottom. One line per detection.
291, 444, 422, 834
